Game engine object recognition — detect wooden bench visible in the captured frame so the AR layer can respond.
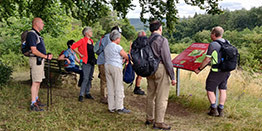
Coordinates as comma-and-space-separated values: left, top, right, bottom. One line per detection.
44, 58, 79, 88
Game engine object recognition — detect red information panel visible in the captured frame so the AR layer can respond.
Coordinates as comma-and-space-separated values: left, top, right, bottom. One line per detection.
172, 43, 209, 71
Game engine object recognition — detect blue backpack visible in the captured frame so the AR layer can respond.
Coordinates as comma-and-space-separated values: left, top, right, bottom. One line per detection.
123, 55, 135, 84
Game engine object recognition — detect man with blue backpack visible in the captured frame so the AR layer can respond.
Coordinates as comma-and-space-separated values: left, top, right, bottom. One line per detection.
194, 26, 238, 117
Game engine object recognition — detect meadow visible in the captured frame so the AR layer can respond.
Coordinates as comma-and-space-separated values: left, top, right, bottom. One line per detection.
0, 54, 262, 130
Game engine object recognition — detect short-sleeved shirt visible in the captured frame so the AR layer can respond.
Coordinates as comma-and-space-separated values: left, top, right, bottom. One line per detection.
104, 42, 123, 69
63, 49, 76, 68
97, 34, 111, 65
26, 28, 46, 55
206, 38, 227, 72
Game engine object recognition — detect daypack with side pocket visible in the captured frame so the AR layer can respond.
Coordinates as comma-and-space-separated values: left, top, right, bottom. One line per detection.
21, 30, 40, 57
212, 40, 239, 72
123, 55, 135, 84
130, 35, 161, 77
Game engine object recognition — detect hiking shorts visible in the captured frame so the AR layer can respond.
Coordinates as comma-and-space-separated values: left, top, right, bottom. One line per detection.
29, 57, 45, 82
206, 71, 230, 92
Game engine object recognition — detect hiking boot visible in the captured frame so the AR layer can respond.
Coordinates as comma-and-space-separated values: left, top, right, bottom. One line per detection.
208, 107, 219, 116
134, 88, 145, 95
100, 97, 108, 104
36, 99, 45, 107
217, 107, 224, 117
85, 94, 94, 99
117, 108, 131, 114
145, 119, 154, 125
153, 123, 171, 130
78, 96, 83, 102
30, 103, 44, 112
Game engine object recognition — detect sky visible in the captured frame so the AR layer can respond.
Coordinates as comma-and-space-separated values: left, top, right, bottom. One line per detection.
126, 0, 262, 18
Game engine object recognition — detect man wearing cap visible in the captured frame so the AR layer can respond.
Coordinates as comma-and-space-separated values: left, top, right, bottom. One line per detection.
96, 26, 122, 104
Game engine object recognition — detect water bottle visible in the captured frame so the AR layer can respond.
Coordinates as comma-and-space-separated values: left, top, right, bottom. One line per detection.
79, 59, 83, 70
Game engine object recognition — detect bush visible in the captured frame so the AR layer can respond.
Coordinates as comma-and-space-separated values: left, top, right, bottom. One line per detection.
0, 61, 13, 86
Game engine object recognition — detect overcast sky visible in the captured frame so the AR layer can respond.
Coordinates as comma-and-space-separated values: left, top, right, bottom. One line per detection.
126, 0, 262, 18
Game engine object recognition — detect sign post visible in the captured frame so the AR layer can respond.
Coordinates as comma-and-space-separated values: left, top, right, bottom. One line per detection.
176, 68, 180, 96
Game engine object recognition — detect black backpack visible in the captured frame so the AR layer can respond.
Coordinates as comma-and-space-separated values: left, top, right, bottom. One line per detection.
130, 35, 161, 77
21, 30, 40, 57
213, 40, 239, 72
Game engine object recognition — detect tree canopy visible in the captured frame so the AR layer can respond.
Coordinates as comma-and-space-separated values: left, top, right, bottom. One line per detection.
0, 0, 222, 34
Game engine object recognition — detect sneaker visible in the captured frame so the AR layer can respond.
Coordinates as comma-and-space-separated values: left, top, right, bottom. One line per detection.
134, 88, 145, 95
153, 123, 171, 130
208, 107, 219, 116
78, 96, 83, 102
108, 109, 115, 113
145, 119, 154, 125
217, 107, 224, 117
36, 99, 45, 107
30, 103, 44, 111
117, 108, 131, 114
85, 94, 94, 99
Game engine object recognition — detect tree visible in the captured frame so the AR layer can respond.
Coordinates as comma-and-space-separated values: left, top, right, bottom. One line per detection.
0, 0, 222, 34
139, 0, 222, 33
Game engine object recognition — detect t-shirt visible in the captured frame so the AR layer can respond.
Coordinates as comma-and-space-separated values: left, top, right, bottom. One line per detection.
97, 34, 111, 65
63, 49, 76, 68
26, 28, 46, 55
104, 42, 123, 69
206, 38, 227, 72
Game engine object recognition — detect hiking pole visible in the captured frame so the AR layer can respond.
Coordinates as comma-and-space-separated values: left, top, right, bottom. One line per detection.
46, 53, 51, 110
49, 54, 52, 105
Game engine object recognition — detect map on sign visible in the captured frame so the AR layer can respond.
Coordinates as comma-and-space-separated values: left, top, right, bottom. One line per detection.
172, 43, 209, 71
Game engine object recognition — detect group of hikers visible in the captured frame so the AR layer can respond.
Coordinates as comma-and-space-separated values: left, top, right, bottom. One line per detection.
24, 17, 231, 130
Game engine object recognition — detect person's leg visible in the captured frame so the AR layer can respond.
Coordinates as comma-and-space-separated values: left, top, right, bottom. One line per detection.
66, 66, 83, 87
146, 75, 156, 122
31, 82, 40, 104
134, 75, 145, 95
154, 64, 170, 126
217, 72, 230, 116
207, 91, 216, 105
113, 66, 125, 110
98, 64, 107, 103
105, 64, 115, 111
85, 64, 94, 97
79, 63, 91, 99
29, 57, 45, 111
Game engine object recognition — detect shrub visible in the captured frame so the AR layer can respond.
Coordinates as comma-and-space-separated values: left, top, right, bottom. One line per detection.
0, 61, 13, 86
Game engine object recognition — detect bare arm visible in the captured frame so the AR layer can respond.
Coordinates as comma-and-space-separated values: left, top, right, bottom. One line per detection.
194, 57, 211, 74
31, 47, 52, 60
75, 53, 80, 63
120, 49, 129, 61
73, 49, 84, 58
58, 54, 70, 64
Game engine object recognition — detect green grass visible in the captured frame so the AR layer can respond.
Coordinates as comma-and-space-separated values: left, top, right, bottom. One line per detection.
1, 65, 262, 130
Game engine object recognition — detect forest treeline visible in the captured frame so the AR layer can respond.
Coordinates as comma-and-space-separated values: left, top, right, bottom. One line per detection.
166, 6, 262, 72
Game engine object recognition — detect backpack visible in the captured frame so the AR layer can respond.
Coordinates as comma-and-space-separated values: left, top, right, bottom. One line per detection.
123, 55, 135, 84
21, 30, 40, 57
213, 39, 239, 72
93, 36, 104, 55
130, 35, 161, 77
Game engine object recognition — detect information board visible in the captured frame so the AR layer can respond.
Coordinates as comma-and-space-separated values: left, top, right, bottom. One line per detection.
172, 43, 209, 71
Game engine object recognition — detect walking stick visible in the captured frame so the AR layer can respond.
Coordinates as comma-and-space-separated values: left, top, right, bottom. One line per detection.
46, 53, 52, 110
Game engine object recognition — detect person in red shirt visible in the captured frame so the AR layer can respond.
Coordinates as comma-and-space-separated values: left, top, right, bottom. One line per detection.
71, 27, 96, 102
